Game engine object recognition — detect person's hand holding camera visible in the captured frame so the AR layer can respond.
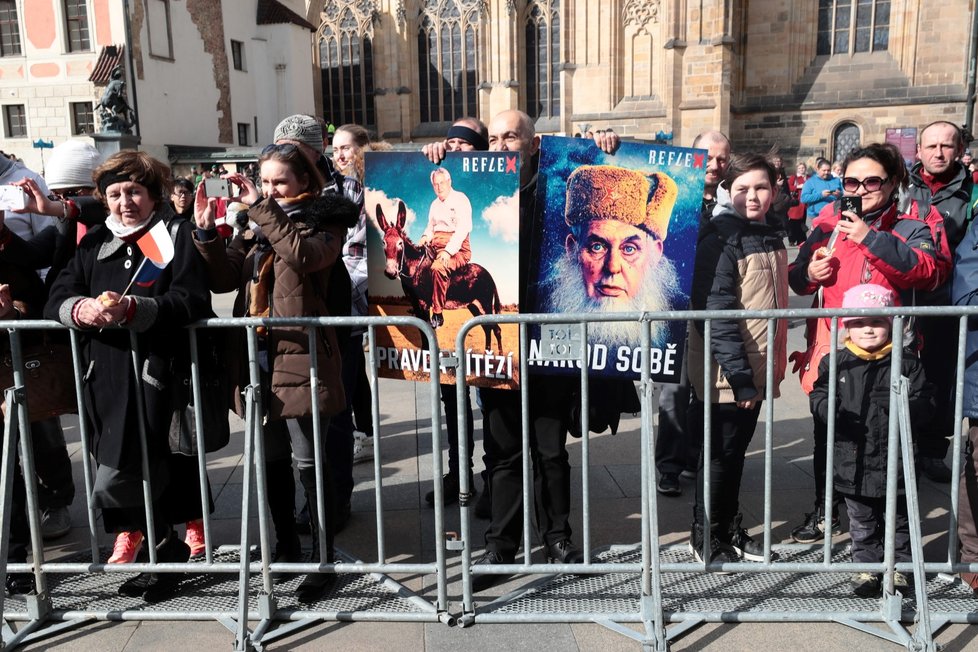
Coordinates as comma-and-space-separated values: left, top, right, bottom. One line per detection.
193, 181, 217, 230
223, 173, 259, 205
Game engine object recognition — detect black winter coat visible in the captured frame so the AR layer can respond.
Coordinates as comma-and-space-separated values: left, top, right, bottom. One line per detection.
810, 345, 934, 498
45, 206, 212, 471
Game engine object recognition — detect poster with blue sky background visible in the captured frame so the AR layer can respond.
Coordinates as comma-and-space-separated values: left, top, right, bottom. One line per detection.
527, 136, 706, 382
365, 151, 521, 389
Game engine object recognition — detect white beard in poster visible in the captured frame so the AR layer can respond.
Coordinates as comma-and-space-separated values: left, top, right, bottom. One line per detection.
542, 249, 683, 348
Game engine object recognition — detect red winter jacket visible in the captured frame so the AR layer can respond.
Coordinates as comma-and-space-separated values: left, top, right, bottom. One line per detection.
787, 174, 808, 221
788, 198, 950, 312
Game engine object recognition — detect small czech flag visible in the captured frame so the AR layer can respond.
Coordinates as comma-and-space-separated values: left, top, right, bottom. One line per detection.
132, 221, 175, 287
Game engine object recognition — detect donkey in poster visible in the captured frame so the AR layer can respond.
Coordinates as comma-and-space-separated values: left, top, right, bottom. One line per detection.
376, 201, 504, 351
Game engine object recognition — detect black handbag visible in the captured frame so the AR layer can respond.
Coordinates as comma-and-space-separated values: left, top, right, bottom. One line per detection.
169, 328, 232, 455
0, 334, 78, 422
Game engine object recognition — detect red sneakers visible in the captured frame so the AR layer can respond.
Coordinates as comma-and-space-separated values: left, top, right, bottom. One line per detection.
184, 519, 206, 557
108, 531, 144, 564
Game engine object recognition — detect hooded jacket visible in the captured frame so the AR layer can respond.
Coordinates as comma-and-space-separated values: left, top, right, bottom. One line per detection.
810, 341, 934, 497
687, 188, 789, 403
195, 193, 358, 420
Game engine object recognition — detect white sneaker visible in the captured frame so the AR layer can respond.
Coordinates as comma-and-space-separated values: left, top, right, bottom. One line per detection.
353, 430, 374, 464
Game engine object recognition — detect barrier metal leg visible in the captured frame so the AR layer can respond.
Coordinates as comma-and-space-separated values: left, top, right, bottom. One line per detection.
639, 321, 668, 651
0, 388, 24, 648
233, 384, 261, 652
897, 378, 936, 652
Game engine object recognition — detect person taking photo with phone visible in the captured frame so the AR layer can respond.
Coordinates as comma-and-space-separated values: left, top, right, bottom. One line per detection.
786, 142, 949, 544
193, 139, 359, 603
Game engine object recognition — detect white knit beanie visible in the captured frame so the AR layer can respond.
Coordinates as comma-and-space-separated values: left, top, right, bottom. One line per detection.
272, 115, 324, 154
46, 140, 103, 190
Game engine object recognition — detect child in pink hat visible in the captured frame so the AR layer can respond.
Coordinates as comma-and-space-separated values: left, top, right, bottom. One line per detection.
810, 283, 934, 597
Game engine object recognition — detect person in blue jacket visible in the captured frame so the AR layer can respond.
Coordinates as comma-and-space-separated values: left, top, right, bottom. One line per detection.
801, 158, 843, 220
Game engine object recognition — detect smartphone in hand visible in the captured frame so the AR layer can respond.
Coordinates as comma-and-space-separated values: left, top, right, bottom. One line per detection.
203, 178, 231, 199
0, 185, 28, 211
840, 195, 862, 219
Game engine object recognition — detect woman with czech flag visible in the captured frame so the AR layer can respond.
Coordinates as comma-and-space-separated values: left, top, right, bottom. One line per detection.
45, 150, 212, 602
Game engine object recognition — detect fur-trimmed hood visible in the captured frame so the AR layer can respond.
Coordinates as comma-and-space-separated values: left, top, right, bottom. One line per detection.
293, 192, 360, 232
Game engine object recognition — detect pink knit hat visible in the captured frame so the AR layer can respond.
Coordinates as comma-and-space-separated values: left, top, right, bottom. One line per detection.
841, 283, 894, 324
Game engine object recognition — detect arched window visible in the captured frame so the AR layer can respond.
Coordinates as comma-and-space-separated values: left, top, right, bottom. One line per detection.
318, 1, 377, 128
524, 1, 560, 120
418, 0, 481, 124
833, 122, 861, 163
817, 0, 889, 56
622, 0, 658, 100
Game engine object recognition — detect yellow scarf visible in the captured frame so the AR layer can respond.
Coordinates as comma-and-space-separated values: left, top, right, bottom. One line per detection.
844, 339, 893, 361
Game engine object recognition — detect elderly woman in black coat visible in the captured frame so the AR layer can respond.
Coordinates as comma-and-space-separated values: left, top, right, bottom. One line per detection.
45, 150, 212, 602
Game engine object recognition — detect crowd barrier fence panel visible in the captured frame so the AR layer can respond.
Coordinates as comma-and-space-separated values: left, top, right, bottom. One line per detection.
3, 308, 978, 651
0, 314, 451, 652
453, 306, 978, 652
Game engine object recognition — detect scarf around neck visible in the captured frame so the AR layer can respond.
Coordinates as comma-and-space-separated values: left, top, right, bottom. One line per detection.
274, 193, 315, 217
105, 210, 155, 242
844, 338, 893, 361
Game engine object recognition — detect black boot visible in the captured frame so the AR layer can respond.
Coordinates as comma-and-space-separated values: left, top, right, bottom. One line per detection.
295, 467, 337, 604
119, 530, 191, 602
5, 551, 34, 596
265, 459, 301, 582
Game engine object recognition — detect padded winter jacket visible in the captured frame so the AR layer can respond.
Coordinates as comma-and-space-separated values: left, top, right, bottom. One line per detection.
687, 204, 789, 404
810, 343, 933, 498
789, 199, 947, 309
195, 194, 358, 420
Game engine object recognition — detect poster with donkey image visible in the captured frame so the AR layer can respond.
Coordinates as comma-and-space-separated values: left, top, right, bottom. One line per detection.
365, 151, 521, 389
526, 136, 706, 383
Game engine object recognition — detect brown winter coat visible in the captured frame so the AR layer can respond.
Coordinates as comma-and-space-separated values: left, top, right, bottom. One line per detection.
195, 195, 357, 420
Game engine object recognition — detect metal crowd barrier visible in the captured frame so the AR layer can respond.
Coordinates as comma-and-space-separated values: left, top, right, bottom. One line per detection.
0, 315, 452, 651
453, 305, 978, 652
3, 307, 978, 651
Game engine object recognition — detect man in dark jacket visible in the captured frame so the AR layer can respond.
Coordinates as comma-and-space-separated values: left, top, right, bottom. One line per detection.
655, 130, 730, 497
473, 110, 620, 590
906, 120, 978, 482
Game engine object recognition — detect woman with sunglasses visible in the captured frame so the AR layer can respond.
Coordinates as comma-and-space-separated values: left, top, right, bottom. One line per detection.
193, 141, 359, 603
786, 142, 950, 544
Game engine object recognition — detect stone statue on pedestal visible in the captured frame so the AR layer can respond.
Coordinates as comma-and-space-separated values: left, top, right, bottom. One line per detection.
96, 66, 136, 134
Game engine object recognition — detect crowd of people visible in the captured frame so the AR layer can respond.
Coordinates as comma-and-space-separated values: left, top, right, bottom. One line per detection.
1, 111, 977, 606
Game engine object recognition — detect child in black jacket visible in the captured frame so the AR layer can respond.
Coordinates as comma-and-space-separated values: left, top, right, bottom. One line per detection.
809, 283, 934, 597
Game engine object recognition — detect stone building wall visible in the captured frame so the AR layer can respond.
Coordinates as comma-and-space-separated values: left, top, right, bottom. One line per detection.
351, 0, 974, 157
729, 0, 974, 160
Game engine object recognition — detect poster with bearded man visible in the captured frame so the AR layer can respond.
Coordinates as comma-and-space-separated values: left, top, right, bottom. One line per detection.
528, 135, 705, 382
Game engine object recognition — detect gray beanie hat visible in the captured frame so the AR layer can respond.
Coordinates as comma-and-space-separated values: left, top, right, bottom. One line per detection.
272, 115, 324, 154
46, 140, 103, 189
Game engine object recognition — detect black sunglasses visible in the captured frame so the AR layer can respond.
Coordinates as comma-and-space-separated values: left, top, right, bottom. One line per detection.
52, 187, 90, 198
261, 143, 299, 156
842, 176, 889, 193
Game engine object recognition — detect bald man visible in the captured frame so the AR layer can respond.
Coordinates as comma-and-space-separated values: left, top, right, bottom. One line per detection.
472, 111, 622, 590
